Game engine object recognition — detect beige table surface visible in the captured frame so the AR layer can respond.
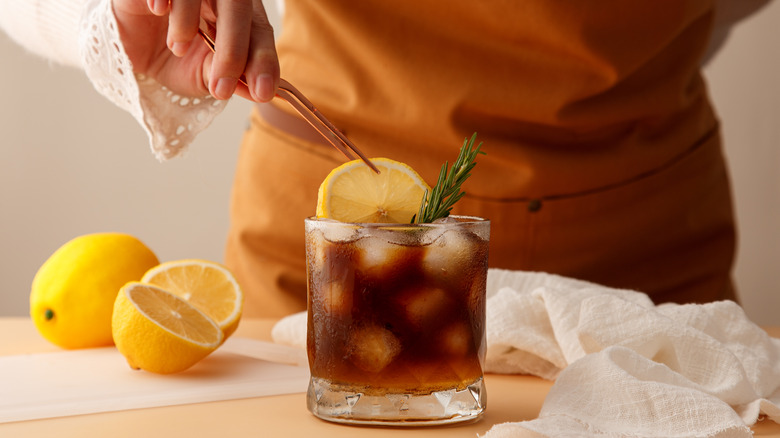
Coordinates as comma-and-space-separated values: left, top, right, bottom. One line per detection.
2, 317, 779, 437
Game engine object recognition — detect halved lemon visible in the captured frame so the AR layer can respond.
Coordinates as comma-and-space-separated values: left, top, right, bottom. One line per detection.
316, 158, 431, 223
141, 260, 243, 340
112, 282, 223, 374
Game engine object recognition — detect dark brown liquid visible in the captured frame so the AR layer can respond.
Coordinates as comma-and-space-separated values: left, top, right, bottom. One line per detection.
306, 230, 488, 395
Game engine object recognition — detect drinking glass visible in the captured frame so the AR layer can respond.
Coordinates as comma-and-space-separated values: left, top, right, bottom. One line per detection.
304, 216, 489, 425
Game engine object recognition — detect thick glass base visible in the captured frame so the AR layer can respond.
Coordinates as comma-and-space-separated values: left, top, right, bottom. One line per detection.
306, 377, 486, 426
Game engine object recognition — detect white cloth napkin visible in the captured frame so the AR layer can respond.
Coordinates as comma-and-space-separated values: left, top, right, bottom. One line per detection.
272, 269, 780, 437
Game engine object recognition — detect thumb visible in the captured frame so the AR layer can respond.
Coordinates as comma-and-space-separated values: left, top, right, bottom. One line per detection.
201, 51, 214, 96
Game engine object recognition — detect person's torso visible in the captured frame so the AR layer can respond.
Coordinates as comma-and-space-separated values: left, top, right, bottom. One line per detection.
275, 0, 718, 199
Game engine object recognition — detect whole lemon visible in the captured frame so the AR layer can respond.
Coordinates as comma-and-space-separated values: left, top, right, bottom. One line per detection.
30, 233, 159, 349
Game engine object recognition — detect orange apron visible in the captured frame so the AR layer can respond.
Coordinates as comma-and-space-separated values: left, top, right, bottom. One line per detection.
225, 0, 736, 317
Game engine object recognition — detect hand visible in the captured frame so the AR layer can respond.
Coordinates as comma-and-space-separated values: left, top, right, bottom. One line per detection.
112, 0, 279, 102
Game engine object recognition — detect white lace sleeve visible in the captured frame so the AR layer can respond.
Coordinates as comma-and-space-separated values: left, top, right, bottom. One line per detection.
0, 0, 83, 68
79, 0, 228, 160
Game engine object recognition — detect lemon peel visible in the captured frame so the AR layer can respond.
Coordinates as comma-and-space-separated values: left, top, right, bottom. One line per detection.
141, 259, 243, 341
30, 233, 159, 349
316, 158, 430, 223
112, 282, 222, 374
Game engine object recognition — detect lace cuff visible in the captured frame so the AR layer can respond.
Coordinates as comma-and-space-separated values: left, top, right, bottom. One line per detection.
79, 0, 227, 160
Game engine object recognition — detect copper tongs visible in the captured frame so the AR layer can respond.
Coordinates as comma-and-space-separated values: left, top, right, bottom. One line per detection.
197, 25, 379, 173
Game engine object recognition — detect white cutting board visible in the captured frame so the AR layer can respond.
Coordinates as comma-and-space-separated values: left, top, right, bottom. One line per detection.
0, 338, 310, 423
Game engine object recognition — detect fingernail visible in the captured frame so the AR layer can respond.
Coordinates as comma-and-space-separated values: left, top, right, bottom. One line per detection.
214, 77, 237, 100
254, 74, 274, 102
148, 0, 165, 15
170, 42, 189, 57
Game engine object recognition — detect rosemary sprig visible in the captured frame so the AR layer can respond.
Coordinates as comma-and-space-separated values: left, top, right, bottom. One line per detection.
413, 133, 484, 224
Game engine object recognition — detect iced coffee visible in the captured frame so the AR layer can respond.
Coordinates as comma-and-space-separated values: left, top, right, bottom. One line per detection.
305, 216, 489, 425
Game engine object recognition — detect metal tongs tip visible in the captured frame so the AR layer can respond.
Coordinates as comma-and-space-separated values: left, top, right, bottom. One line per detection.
197, 24, 379, 173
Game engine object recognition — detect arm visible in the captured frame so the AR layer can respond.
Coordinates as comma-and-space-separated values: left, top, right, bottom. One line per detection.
80, 0, 228, 160
713, 0, 772, 25
112, 0, 279, 103
0, 0, 84, 68
0, 0, 226, 159
1, 0, 279, 160
101, 0, 279, 159
704, 0, 773, 64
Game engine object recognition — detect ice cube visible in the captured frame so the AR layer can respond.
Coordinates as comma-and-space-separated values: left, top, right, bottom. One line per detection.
374, 226, 422, 245
354, 235, 405, 278
397, 287, 449, 328
348, 324, 402, 373
439, 323, 473, 357
306, 229, 329, 275
422, 229, 478, 278
467, 266, 488, 311
432, 216, 460, 224
315, 276, 353, 316
321, 220, 360, 243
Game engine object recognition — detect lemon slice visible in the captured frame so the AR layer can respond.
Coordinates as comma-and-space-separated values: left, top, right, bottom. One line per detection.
316, 158, 431, 223
141, 260, 243, 340
112, 282, 223, 374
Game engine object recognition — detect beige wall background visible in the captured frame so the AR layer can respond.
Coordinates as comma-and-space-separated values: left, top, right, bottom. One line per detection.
1, 4, 778, 324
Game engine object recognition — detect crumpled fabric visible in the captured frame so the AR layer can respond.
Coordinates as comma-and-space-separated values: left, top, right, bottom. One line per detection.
272, 268, 780, 437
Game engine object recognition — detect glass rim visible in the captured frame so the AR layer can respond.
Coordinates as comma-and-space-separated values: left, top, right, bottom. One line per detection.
304, 215, 489, 228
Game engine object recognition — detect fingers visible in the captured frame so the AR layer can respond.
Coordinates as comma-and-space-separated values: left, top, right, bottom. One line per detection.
207, 0, 279, 102
208, 0, 253, 99
146, 0, 169, 16
166, 0, 201, 57
152, 0, 279, 102
244, 0, 280, 102
145, 0, 200, 56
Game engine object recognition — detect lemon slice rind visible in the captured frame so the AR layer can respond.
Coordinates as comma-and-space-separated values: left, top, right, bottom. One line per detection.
141, 259, 243, 340
317, 158, 430, 224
